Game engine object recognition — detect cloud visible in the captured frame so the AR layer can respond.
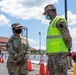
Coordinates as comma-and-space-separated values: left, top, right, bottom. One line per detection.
0, 0, 58, 20
0, 0, 76, 26
41, 16, 50, 25
69, 27, 76, 39
0, 14, 10, 26
34, 45, 46, 50
28, 38, 46, 50
67, 11, 76, 25
41, 45, 46, 50
62, 11, 76, 26
28, 38, 38, 44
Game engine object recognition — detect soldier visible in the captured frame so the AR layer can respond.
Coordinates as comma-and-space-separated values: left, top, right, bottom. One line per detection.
43, 4, 72, 75
6, 23, 30, 75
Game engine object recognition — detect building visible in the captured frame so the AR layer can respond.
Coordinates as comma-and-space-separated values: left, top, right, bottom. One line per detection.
0, 36, 9, 56
29, 47, 38, 54
0, 36, 9, 52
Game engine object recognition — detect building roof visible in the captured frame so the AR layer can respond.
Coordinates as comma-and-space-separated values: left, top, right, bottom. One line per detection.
29, 46, 37, 51
0, 36, 9, 43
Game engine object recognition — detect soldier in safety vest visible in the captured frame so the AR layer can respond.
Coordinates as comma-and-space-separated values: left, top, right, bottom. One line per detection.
43, 4, 72, 75
6, 23, 30, 75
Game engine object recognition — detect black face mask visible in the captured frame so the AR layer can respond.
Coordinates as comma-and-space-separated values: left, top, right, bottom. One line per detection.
15, 29, 22, 34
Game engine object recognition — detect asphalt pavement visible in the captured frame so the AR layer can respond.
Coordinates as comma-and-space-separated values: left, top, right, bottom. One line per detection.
0, 59, 40, 75
0, 58, 74, 75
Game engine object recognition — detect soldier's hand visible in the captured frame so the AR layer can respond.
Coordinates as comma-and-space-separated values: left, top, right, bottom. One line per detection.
20, 59, 25, 65
67, 49, 72, 56
14, 53, 19, 60
67, 52, 71, 56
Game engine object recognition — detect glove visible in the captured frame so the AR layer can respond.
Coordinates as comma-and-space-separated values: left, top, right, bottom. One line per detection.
20, 59, 25, 65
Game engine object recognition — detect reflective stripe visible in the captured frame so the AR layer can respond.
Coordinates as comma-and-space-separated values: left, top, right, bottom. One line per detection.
28, 58, 31, 62
28, 60, 31, 62
52, 16, 59, 28
47, 35, 62, 39
40, 62, 44, 64
40, 60, 44, 64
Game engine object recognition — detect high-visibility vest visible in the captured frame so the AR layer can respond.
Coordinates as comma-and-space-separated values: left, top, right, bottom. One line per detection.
46, 16, 68, 54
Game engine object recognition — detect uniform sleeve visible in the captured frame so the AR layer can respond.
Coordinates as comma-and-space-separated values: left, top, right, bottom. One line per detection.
6, 38, 16, 55
56, 20, 72, 52
22, 39, 30, 60
26, 40, 30, 55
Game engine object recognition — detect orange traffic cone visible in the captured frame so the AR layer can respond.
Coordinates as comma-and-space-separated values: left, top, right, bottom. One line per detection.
1, 57, 4, 63
39, 54, 45, 75
28, 56, 33, 71
0, 58, 1, 62
45, 64, 49, 75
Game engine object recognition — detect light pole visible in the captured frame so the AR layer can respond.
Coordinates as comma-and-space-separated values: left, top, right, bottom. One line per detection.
39, 32, 42, 64
64, 0, 67, 21
39, 32, 41, 55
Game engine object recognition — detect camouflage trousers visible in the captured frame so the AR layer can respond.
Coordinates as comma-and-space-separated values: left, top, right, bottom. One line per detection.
48, 53, 68, 75
6, 60, 28, 75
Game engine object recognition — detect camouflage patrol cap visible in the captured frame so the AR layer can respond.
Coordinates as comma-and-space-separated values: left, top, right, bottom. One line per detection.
11, 23, 22, 28
43, 4, 56, 15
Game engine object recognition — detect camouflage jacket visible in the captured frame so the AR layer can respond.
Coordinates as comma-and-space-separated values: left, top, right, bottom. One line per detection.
6, 35, 30, 63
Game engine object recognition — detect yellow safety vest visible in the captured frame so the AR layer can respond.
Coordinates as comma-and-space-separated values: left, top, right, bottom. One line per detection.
46, 16, 68, 54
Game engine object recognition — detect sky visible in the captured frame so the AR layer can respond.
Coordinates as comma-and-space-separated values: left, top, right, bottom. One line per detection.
0, 0, 76, 51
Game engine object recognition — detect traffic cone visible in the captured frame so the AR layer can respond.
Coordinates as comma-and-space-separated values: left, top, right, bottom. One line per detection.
45, 63, 49, 75
73, 62, 76, 75
28, 56, 33, 71
39, 54, 45, 75
0, 58, 1, 62
0, 55, 1, 62
1, 57, 4, 63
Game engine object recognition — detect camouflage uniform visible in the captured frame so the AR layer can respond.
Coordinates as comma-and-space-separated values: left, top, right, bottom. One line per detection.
48, 53, 68, 75
6, 23, 30, 75
43, 4, 72, 75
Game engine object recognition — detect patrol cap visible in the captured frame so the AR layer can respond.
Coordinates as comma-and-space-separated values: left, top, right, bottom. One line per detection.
43, 4, 56, 15
11, 23, 22, 28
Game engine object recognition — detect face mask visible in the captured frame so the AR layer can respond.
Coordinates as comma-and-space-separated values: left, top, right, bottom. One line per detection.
45, 15, 50, 20
15, 29, 22, 34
